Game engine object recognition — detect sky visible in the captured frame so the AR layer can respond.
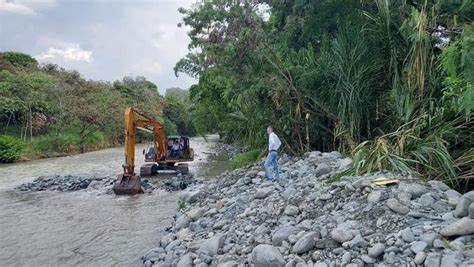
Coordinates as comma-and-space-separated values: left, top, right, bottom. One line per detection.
0, 0, 197, 93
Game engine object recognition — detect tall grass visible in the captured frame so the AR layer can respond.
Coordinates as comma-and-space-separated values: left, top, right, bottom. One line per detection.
350, 115, 459, 187
231, 149, 261, 169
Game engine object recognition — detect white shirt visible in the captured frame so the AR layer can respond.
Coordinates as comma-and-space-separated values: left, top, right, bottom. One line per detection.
268, 132, 281, 151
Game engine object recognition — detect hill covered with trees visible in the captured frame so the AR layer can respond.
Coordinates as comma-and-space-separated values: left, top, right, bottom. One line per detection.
0, 51, 192, 162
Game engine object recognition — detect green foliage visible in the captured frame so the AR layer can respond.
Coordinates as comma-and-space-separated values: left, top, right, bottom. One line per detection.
231, 149, 261, 169
176, 0, 473, 188
350, 115, 457, 187
0, 135, 25, 163
0, 52, 165, 160
0, 52, 37, 68
164, 87, 196, 136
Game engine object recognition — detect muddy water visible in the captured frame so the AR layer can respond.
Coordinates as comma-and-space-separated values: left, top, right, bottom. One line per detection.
0, 135, 231, 267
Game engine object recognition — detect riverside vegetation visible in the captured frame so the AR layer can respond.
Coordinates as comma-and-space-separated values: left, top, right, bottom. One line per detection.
0, 51, 195, 162
175, 0, 473, 191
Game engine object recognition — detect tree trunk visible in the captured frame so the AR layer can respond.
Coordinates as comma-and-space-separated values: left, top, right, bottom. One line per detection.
29, 107, 33, 142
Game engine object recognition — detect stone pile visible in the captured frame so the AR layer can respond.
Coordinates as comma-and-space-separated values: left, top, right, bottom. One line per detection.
142, 151, 474, 267
16, 173, 198, 193
16, 175, 110, 192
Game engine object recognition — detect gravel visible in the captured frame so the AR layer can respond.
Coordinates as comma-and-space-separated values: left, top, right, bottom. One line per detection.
138, 151, 474, 266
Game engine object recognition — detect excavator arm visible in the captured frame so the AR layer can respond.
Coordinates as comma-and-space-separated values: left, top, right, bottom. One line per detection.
114, 107, 167, 195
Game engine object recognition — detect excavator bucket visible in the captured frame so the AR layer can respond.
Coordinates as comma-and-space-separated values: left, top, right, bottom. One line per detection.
113, 174, 144, 195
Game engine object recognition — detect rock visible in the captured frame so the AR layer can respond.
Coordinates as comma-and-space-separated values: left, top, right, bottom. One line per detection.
314, 262, 328, 267
257, 171, 266, 177
292, 231, 319, 254
330, 151, 342, 159
177, 253, 193, 267
401, 228, 415, 243
213, 219, 229, 230
453, 197, 472, 217
251, 244, 286, 267
424, 252, 441, 267
187, 207, 205, 221
414, 252, 426, 265
464, 191, 474, 201
256, 187, 273, 199
386, 198, 409, 215
418, 193, 435, 206
348, 234, 368, 248
338, 157, 352, 170
199, 235, 225, 256
315, 163, 331, 177
419, 232, 437, 247
165, 239, 181, 252
341, 252, 351, 263
440, 217, 474, 236
398, 182, 428, 198
319, 193, 332, 200
440, 253, 457, 267
175, 215, 191, 230
368, 243, 385, 258
272, 226, 298, 246
433, 239, 447, 249
361, 255, 375, 264
330, 229, 353, 243
284, 205, 300, 216
367, 190, 382, 203
445, 189, 462, 206
428, 180, 450, 191
410, 241, 427, 253
470, 203, 474, 219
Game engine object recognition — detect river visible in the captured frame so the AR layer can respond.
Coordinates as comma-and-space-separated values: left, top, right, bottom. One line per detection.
0, 135, 231, 267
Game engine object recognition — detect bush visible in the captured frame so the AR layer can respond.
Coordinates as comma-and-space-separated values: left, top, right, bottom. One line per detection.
231, 149, 261, 168
31, 132, 80, 153
0, 135, 25, 163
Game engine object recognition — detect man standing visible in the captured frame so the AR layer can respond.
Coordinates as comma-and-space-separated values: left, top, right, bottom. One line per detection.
264, 126, 281, 181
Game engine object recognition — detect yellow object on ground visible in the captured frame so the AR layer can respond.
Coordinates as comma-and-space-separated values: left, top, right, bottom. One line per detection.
371, 177, 400, 185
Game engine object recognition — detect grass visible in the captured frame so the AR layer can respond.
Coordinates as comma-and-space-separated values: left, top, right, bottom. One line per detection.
231, 148, 261, 169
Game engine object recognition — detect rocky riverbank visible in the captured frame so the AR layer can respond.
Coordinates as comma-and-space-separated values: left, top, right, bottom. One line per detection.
142, 151, 474, 267
16, 173, 199, 193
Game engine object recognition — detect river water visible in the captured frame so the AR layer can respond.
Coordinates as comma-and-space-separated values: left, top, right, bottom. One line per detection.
0, 135, 231, 267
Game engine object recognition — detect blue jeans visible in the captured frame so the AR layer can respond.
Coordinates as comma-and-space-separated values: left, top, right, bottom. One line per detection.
264, 151, 279, 180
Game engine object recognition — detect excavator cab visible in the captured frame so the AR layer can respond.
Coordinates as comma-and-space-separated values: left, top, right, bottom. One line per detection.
113, 107, 194, 195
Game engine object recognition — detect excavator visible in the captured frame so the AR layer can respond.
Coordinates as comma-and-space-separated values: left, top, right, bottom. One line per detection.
113, 107, 194, 195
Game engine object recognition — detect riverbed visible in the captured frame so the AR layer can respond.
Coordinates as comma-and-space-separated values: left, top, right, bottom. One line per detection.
0, 135, 231, 266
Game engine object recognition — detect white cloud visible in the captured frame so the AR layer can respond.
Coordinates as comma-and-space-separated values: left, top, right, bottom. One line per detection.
36, 45, 93, 62
130, 61, 164, 76
0, 0, 36, 15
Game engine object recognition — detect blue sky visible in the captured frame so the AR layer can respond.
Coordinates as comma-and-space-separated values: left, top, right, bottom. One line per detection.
0, 0, 196, 93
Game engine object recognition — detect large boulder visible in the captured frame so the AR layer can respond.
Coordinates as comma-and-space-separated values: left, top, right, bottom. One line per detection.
187, 207, 205, 221
440, 217, 474, 236
330, 228, 354, 243
176, 253, 193, 267
386, 198, 409, 215
453, 197, 472, 217
251, 244, 286, 267
292, 231, 319, 254
398, 182, 428, 198
175, 215, 191, 230
272, 225, 298, 246
315, 163, 331, 177
199, 235, 225, 256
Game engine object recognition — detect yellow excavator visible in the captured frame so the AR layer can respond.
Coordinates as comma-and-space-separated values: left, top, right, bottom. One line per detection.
113, 107, 194, 195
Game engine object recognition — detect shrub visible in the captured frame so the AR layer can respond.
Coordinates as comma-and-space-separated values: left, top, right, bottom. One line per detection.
0, 135, 25, 163
231, 148, 261, 169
